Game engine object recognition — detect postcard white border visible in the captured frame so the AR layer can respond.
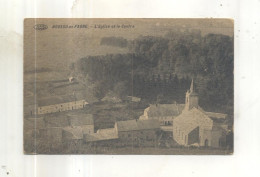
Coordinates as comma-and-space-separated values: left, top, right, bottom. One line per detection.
1, 0, 260, 177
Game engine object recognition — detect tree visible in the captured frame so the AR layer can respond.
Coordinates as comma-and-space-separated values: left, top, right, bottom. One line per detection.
92, 81, 107, 101
113, 81, 129, 99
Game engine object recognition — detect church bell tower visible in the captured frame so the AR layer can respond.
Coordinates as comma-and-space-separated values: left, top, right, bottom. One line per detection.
185, 79, 199, 110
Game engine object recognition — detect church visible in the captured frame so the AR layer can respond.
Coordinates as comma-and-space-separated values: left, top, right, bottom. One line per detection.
173, 79, 229, 148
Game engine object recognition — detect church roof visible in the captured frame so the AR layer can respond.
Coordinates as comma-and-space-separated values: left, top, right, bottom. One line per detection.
197, 107, 227, 121
173, 108, 213, 134
146, 104, 185, 117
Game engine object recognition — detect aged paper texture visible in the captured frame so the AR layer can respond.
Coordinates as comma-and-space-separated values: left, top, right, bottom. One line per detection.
24, 19, 233, 154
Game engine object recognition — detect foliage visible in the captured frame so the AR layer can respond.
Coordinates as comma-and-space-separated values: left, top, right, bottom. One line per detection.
73, 31, 233, 114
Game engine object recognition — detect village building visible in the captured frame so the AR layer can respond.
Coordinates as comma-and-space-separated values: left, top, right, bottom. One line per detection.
44, 113, 95, 139
37, 95, 88, 115
115, 119, 161, 147
66, 113, 94, 134
173, 79, 228, 148
24, 113, 95, 153
139, 104, 184, 126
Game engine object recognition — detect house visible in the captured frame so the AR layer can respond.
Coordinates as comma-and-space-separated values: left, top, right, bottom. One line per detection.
115, 119, 161, 147
60, 113, 95, 141
139, 104, 184, 126
173, 79, 228, 148
37, 95, 88, 115
25, 113, 95, 153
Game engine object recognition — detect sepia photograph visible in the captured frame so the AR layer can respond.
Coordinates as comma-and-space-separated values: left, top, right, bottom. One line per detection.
24, 18, 234, 155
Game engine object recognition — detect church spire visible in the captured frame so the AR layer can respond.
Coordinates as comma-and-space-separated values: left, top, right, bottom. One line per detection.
185, 78, 199, 110
190, 78, 194, 93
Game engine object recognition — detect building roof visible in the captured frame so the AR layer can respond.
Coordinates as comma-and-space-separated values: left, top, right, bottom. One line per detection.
84, 128, 118, 142
116, 119, 160, 132
67, 113, 94, 126
37, 95, 85, 107
173, 108, 213, 134
146, 104, 185, 117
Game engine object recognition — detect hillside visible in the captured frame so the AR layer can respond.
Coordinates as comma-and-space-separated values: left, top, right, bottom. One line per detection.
72, 31, 234, 115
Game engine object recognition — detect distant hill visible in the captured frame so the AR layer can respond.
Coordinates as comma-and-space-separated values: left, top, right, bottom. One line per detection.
100, 37, 128, 48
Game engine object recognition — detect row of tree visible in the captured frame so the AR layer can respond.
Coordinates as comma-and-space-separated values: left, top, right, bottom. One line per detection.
72, 30, 234, 114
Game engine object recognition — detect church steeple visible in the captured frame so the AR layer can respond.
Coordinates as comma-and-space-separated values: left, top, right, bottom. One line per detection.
185, 79, 199, 111
190, 78, 194, 93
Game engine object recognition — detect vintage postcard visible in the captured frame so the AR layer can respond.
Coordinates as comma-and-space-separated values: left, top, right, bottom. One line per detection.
24, 18, 233, 154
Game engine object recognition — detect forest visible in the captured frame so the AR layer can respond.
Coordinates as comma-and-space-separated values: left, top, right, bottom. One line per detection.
72, 30, 234, 115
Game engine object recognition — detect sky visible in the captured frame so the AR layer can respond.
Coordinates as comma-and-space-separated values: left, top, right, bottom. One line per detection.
24, 18, 233, 72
